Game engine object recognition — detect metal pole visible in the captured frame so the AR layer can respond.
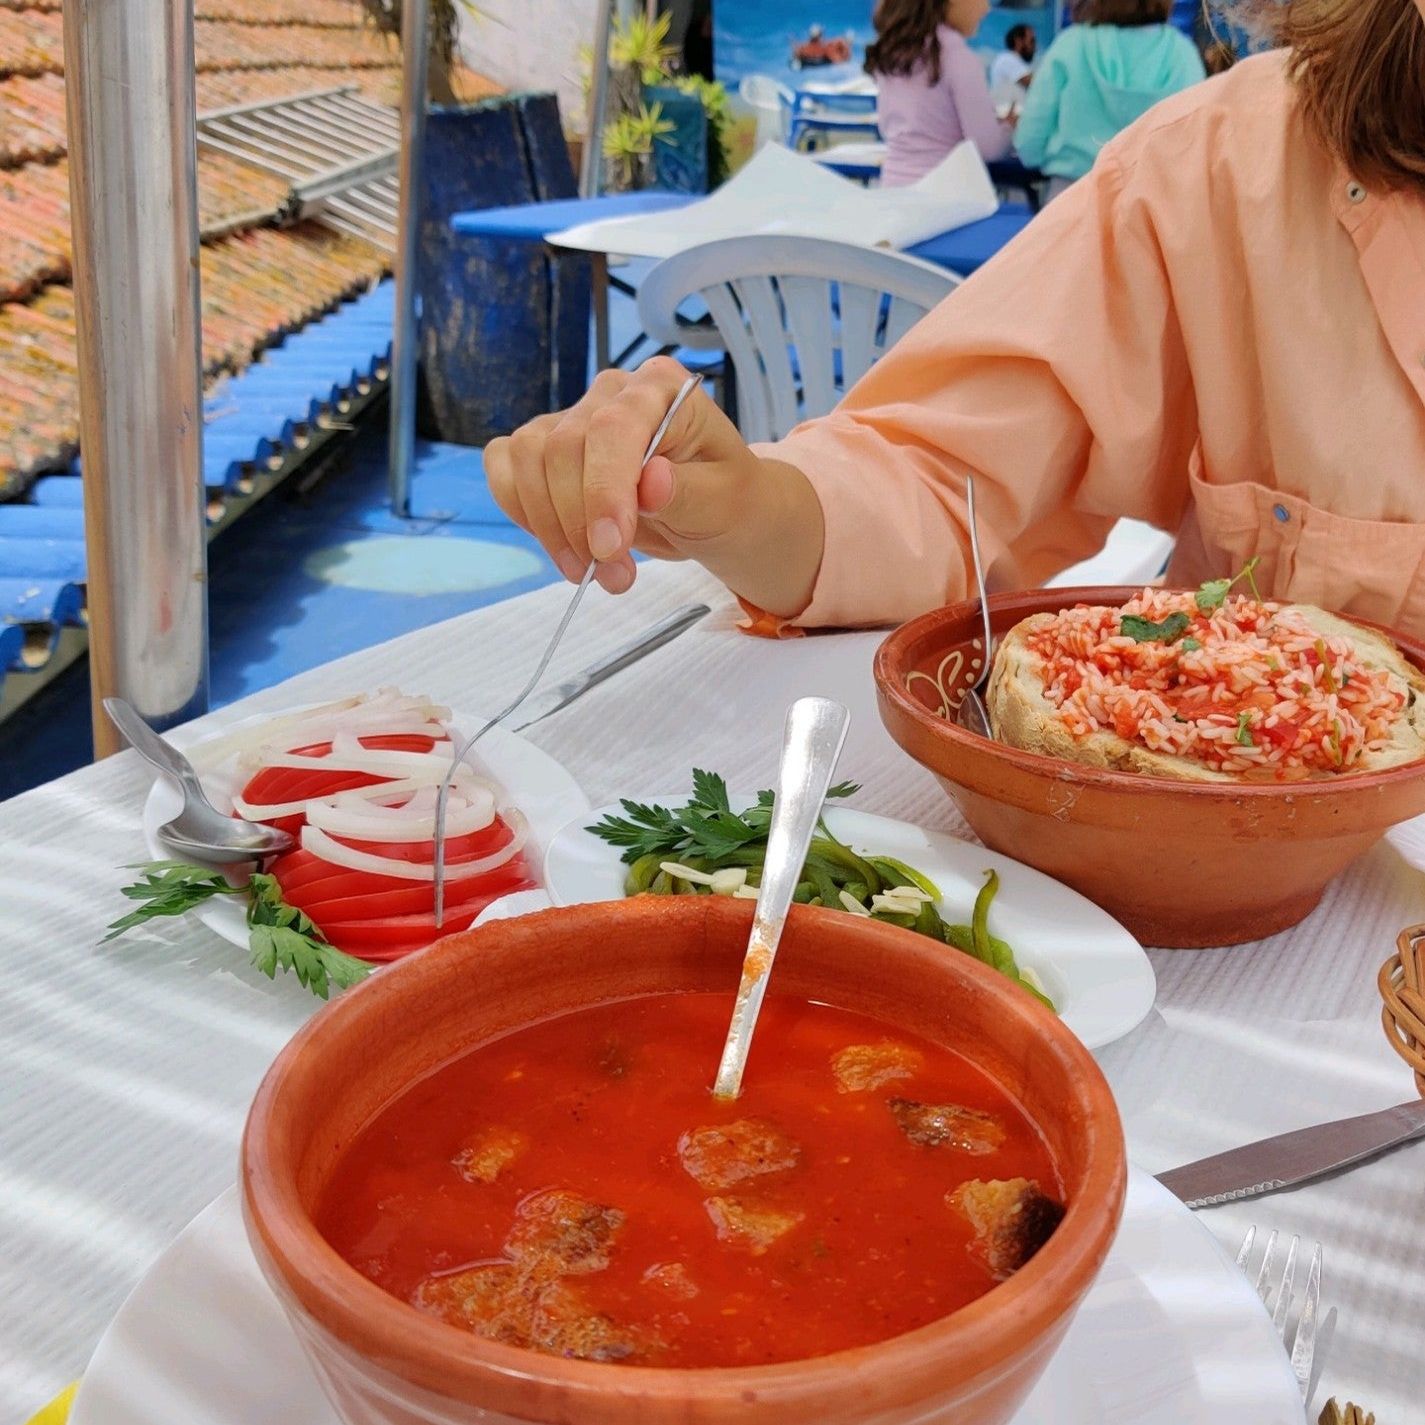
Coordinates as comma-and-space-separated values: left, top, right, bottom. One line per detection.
63, 0, 208, 757
388, 0, 431, 517
581, 0, 616, 198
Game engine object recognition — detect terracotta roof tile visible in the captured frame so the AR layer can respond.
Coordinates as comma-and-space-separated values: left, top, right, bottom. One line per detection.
0, 159, 67, 301
200, 223, 386, 371
194, 63, 401, 113
0, 10, 61, 79
194, 19, 395, 72
0, 74, 65, 168
194, 0, 373, 25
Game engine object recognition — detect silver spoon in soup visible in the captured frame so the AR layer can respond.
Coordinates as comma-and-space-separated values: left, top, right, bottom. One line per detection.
712, 696, 851, 1100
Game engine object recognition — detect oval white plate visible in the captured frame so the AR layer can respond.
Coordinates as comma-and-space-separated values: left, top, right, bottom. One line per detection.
141, 707, 589, 948
68, 1169, 1302, 1425
544, 799, 1155, 1051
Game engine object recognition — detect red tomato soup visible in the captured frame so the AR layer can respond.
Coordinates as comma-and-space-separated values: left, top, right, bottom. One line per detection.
317, 992, 1063, 1369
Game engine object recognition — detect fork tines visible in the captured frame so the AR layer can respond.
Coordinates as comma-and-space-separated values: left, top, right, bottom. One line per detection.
1237, 1227, 1323, 1401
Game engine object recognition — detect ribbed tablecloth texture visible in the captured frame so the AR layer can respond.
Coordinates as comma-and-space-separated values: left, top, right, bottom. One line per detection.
3, 563, 1422, 1419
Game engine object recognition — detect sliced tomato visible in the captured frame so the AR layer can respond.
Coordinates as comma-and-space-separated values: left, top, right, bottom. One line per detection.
322, 817, 515, 866
316, 883, 535, 956
238, 734, 443, 831
271, 818, 519, 896
300, 859, 533, 924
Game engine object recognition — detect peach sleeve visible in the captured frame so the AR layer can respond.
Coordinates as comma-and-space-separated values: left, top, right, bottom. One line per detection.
756, 147, 1201, 628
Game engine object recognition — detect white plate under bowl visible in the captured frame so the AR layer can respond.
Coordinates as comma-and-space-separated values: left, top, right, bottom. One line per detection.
544, 800, 1156, 1050
68, 1169, 1302, 1425
141, 706, 589, 948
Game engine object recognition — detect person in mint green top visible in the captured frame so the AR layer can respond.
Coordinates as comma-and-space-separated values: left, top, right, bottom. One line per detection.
1014, 0, 1206, 187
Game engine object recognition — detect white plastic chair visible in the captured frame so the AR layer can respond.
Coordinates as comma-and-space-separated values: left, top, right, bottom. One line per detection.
637, 235, 959, 443
738, 74, 793, 151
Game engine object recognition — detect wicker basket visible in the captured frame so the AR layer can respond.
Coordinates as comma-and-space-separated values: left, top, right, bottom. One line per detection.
1381, 925, 1425, 1098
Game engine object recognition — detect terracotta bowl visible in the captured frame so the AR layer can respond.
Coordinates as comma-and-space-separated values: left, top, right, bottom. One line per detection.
875, 586, 1425, 948
242, 897, 1125, 1425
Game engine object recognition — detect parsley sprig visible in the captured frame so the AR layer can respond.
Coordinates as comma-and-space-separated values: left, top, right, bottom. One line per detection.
1197, 556, 1262, 612
106, 861, 372, 1000
590, 768, 860, 865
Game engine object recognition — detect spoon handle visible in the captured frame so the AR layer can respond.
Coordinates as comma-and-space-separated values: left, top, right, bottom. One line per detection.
104, 698, 210, 804
713, 697, 851, 1100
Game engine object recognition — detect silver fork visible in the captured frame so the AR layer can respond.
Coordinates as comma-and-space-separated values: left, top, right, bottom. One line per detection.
1237, 1226, 1322, 1400
431, 371, 705, 926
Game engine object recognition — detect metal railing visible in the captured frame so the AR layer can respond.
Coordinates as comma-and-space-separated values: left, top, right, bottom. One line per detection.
197, 85, 400, 250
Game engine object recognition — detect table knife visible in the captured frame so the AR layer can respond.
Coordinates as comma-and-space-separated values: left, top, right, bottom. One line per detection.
1156, 1098, 1425, 1208
505, 602, 710, 732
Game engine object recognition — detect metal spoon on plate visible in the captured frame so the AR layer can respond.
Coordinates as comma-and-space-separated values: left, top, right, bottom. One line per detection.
105, 697, 295, 863
954, 474, 996, 740
712, 696, 852, 1100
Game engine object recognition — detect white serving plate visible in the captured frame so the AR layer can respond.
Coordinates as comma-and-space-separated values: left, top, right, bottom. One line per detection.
141, 705, 589, 948
543, 799, 1156, 1051
68, 1169, 1302, 1425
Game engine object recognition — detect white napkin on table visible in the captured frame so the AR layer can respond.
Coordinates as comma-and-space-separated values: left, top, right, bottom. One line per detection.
548, 142, 998, 260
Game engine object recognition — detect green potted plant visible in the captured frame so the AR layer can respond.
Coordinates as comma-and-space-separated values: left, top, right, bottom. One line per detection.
601, 100, 675, 191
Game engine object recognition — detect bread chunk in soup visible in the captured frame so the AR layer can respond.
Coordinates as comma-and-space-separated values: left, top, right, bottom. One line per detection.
889, 1098, 1006, 1154
415, 1265, 639, 1361
949, 1177, 1065, 1280
505, 1189, 624, 1277
704, 1195, 806, 1254
452, 1126, 527, 1184
678, 1118, 800, 1190
831, 1040, 924, 1092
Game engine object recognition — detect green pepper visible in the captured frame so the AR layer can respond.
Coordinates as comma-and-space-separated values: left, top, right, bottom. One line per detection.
971, 870, 999, 965
806, 862, 842, 910
625, 852, 666, 896
868, 856, 943, 900
809, 837, 884, 894
1015, 974, 1056, 1012
912, 898, 944, 940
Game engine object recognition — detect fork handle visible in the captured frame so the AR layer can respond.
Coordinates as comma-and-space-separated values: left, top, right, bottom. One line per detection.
104, 698, 209, 802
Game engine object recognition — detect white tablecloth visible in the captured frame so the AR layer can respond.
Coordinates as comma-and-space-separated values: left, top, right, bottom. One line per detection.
3, 562, 1423, 1420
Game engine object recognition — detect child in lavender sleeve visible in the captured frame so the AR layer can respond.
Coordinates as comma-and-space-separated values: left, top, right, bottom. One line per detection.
867, 0, 1014, 186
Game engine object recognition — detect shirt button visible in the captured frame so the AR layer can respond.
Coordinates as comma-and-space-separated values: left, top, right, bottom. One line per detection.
1273, 504, 1290, 523
1347, 181, 1368, 204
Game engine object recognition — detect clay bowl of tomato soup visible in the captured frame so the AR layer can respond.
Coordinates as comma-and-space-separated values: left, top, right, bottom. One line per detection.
876, 586, 1425, 949
242, 896, 1125, 1425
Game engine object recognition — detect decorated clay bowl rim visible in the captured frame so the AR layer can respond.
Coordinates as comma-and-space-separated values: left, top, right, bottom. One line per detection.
875, 584, 1425, 804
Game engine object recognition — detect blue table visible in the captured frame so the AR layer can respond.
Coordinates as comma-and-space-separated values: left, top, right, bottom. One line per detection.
908, 203, 1034, 275
452, 193, 692, 369
450, 194, 1035, 367
450, 192, 689, 243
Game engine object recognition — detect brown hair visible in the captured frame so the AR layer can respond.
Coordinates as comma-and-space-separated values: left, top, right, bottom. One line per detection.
865, 0, 947, 83
1219, 0, 1425, 190
1074, 0, 1173, 24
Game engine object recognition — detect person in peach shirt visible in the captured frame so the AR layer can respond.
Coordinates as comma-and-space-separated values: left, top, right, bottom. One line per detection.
487, 0, 1425, 639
